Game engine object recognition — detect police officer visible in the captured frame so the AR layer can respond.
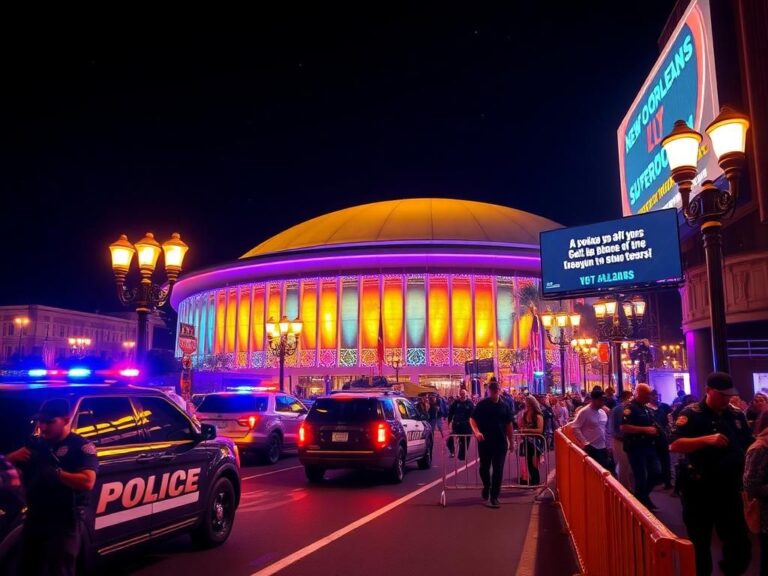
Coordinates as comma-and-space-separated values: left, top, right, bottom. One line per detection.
620, 383, 661, 510
447, 386, 474, 460
670, 372, 753, 576
6, 398, 98, 576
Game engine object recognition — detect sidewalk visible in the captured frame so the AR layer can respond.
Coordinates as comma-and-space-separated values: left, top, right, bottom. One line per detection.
651, 485, 761, 575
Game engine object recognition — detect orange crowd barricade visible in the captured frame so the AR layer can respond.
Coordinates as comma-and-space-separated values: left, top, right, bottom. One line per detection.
555, 425, 695, 576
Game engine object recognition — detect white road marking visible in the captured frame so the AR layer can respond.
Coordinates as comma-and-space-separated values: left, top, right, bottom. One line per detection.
250, 460, 477, 576
241, 465, 303, 481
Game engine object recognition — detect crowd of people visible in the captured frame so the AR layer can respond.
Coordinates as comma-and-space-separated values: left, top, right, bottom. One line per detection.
427, 373, 768, 575
567, 373, 768, 576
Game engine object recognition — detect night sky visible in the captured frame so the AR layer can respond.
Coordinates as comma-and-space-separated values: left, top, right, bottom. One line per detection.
2, 3, 678, 316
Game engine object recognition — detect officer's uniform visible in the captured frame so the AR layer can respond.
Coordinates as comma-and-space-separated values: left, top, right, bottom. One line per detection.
447, 397, 474, 459
671, 374, 753, 576
18, 401, 99, 576
621, 399, 660, 508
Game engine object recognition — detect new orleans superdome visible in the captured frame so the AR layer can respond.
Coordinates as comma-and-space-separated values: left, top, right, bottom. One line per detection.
170, 198, 561, 394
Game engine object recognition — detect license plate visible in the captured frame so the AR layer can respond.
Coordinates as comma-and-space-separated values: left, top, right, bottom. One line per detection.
332, 432, 348, 442
216, 422, 227, 429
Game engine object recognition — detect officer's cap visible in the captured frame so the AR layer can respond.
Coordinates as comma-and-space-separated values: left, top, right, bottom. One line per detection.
33, 398, 72, 421
706, 372, 738, 396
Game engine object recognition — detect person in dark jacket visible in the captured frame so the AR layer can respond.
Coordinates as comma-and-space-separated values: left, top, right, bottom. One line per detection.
448, 387, 474, 460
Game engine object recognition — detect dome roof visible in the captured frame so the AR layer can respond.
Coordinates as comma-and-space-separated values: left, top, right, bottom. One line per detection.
241, 198, 559, 258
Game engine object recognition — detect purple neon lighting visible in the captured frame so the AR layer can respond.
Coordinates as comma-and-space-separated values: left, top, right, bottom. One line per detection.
170, 251, 541, 309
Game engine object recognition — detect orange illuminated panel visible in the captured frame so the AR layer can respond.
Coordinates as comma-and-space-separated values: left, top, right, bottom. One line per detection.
301, 281, 318, 349
267, 283, 281, 324
250, 285, 265, 351
214, 290, 226, 353
383, 277, 403, 348
361, 278, 380, 348
319, 280, 337, 349
237, 286, 251, 355
474, 278, 494, 348
225, 289, 237, 352
452, 277, 472, 348
428, 277, 449, 348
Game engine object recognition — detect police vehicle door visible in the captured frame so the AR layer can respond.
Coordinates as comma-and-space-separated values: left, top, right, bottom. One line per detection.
134, 395, 211, 537
73, 396, 152, 551
395, 399, 426, 456
275, 394, 306, 449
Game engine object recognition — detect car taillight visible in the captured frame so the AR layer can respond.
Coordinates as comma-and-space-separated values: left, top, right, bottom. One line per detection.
374, 422, 389, 447
237, 415, 260, 429
299, 422, 309, 446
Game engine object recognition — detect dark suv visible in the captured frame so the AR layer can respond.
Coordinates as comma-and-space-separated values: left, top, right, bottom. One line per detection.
298, 391, 433, 483
0, 382, 241, 573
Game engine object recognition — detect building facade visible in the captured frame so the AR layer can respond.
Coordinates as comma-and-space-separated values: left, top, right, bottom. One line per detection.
171, 199, 577, 394
0, 305, 162, 365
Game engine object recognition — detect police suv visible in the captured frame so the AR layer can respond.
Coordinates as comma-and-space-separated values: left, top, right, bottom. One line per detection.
0, 375, 241, 573
298, 390, 433, 483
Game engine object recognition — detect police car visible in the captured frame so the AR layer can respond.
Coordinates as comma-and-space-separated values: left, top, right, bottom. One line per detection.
0, 370, 241, 573
298, 390, 433, 483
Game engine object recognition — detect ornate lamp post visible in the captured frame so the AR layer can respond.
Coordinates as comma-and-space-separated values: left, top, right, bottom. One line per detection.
266, 316, 302, 392
385, 349, 403, 383
109, 232, 189, 367
13, 316, 30, 358
593, 295, 646, 394
540, 308, 581, 395
570, 337, 594, 391
661, 107, 750, 373
68, 337, 92, 358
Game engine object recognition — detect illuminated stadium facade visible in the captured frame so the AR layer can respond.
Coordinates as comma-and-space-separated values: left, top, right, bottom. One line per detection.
170, 199, 561, 392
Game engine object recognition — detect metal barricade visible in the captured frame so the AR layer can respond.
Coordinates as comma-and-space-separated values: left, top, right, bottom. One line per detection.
440, 432, 554, 506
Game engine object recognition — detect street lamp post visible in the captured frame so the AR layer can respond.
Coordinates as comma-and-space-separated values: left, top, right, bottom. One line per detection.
661, 107, 750, 373
385, 349, 403, 383
13, 316, 30, 359
570, 337, 595, 391
266, 316, 302, 393
540, 308, 581, 395
109, 233, 189, 367
593, 295, 646, 395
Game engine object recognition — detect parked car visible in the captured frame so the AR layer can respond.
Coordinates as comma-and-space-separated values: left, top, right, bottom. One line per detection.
195, 391, 307, 464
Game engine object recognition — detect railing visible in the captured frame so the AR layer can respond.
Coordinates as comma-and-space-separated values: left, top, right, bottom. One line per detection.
556, 425, 694, 575
728, 339, 768, 358
439, 433, 554, 506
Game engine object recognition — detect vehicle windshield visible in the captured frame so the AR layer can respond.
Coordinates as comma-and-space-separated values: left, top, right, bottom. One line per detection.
309, 398, 379, 423
197, 394, 269, 413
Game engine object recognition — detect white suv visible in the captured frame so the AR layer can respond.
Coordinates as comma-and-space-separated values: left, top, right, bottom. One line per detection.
196, 391, 307, 464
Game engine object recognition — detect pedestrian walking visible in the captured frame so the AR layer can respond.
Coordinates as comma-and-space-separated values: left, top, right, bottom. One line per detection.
670, 372, 753, 576
608, 390, 634, 490
620, 383, 661, 510
447, 386, 474, 460
6, 398, 99, 576
470, 379, 514, 508
428, 394, 445, 439
743, 410, 768, 576
518, 395, 545, 486
572, 387, 610, 469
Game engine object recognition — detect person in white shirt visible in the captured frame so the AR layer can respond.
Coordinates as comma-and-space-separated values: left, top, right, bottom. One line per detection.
572, 387, 610, 469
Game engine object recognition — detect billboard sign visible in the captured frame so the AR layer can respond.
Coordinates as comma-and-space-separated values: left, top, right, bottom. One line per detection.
539, 209, 683, 299
178, 322, 197, 355
618, 0, 719, 216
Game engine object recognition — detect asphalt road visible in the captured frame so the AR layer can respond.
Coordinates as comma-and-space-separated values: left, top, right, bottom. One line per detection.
97, 445, 578, 576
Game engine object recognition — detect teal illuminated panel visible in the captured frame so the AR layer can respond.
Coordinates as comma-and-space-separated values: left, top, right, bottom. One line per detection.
496, 279, 515, 348
406, 278, 425, 348
341, 281, 359, 349
285, 283, 299, 320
